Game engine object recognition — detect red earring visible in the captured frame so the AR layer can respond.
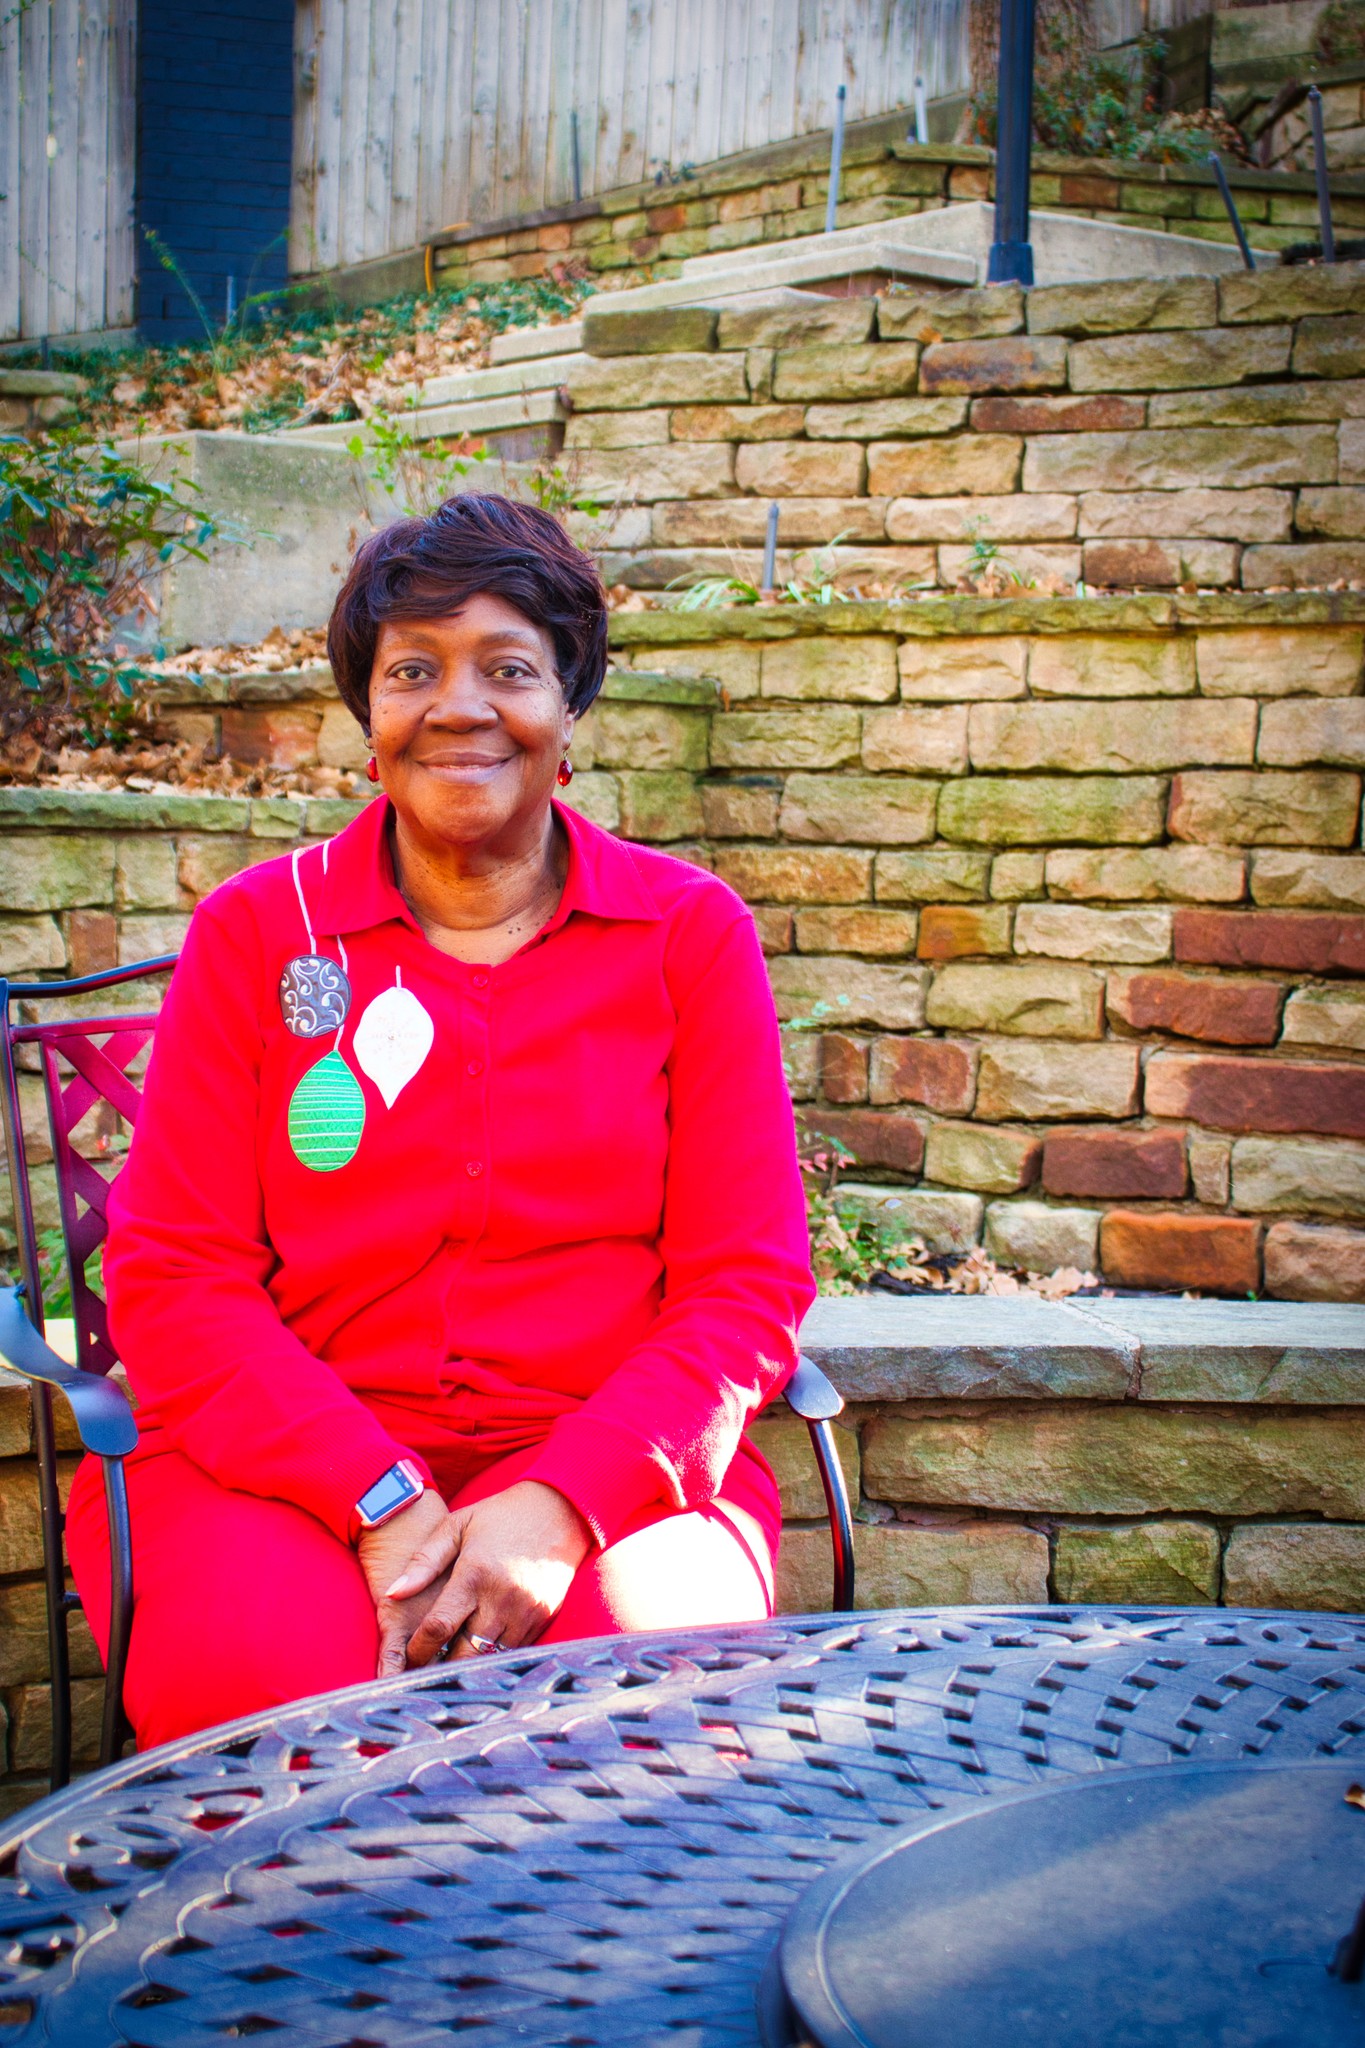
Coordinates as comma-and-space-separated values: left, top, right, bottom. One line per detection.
366, 755, 380, 783
556, 757, 574, 786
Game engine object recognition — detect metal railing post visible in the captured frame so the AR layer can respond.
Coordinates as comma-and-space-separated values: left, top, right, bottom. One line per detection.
825, 84, 846, 235
1309, 86, 1336, 263
988, 0, 1036, 285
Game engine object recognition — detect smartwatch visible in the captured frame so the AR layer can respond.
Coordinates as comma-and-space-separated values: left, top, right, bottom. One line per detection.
354, 1458, 425, 1532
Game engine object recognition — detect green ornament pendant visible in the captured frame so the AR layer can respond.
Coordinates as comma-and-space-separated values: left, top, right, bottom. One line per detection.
287, 1049, 365, 1171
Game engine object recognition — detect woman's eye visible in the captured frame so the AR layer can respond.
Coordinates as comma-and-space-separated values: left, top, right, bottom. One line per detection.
492, 663, 532, 682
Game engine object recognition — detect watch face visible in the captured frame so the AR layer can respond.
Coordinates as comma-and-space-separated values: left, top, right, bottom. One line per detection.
361, 1464, 419, 1523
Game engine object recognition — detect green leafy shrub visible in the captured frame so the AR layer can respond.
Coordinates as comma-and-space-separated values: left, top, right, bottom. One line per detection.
966, 32, 1218, 165
0, 430, 218, 742
1318, 2, 1365, 68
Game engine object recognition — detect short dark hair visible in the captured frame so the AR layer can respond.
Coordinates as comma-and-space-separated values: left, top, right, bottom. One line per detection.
327, 492, 609, 729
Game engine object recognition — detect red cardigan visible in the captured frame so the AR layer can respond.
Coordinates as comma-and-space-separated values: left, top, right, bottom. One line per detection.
104, 796, 815, 1548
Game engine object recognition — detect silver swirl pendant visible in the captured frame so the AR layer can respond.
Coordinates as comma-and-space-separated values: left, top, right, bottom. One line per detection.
280, 954, 352, 1039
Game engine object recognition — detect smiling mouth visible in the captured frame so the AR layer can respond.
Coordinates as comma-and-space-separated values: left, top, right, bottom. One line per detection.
417, 754, 515, 780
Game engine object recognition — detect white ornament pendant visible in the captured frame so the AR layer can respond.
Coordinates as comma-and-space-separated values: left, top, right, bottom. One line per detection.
352, 973, 434, 1109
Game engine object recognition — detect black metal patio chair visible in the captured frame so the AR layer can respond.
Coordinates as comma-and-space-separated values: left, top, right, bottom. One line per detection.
0, 954, 854, 1793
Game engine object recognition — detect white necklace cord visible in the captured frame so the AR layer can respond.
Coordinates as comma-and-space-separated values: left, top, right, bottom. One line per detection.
290, 847, 317, 955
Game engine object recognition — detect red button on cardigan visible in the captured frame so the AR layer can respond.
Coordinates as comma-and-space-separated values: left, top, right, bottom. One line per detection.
104, 796, 816, 1549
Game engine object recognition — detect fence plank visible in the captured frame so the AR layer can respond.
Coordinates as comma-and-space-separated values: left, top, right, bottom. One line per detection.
438, 0, 474, 234
792, 0, 828, 139
106, 0, 134, 327
0, 5, 22, 339
467, 2, 502, 223
685, 0, 723, 172
644, 0, 675, 176
666, 0, 699, 180
415, 0, 447, 242
362, 0, 395, 270
335, 0, 370, 269
18, 0, 51, 338
290, 0, 320, 276
73, 0, 107, 334
544, 0, 575, 212
46, 0, 78, 336
767, 0, 799, 165
744, 0, 775, 155
592, 0, 628, 198
618, 0, 652, 188
308, 0, 342, 273
714, 0, 747, 163
518, 0, 551, 218
388, 0, 423, 254
494, 0, 530, 228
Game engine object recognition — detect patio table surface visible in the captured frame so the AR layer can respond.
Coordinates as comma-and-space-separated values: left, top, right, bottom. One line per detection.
2, 1604, 1365, 2045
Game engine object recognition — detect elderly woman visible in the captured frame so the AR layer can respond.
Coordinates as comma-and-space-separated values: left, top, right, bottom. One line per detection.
66, 492, 814, 1748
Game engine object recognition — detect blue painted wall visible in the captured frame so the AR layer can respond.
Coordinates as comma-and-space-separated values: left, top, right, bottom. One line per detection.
135, 1, 295, 345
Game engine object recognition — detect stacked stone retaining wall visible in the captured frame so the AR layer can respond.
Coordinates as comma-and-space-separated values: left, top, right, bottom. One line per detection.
429, 137, 1365, 290
563, 258, 1365, 598
5, 601, 1365, 1304
3, 628, 1365, 1807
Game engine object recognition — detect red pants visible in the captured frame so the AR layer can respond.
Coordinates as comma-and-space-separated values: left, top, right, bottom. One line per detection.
66, 1418, 779, 1753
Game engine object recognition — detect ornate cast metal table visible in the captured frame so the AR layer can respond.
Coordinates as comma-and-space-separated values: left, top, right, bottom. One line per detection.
2, 1605, 1365, 2046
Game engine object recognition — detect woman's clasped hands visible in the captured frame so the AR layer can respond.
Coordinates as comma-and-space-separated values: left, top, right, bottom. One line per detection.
357, 1480, 593, 1676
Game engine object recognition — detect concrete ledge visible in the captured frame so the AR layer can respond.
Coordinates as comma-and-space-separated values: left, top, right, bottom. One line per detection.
608, 590, 1365, 647
290, 247, 428, 313
1097, 1300, 1365, 1403
799, 1294, 1136, 1400
798, 1295, 1365, 1404
134, 663, 715, 712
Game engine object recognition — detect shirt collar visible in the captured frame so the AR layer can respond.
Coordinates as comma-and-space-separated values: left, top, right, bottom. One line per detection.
312, 794, 663, 941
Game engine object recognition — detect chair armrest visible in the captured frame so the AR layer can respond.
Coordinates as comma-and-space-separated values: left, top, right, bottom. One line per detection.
783, 1352, 844, 1421
0, 1287, 138, 1457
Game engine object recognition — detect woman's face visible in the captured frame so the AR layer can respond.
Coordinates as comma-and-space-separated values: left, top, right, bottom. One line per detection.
367, 594, 574, 853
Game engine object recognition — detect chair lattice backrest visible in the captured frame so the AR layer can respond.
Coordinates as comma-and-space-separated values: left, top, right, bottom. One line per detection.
0, 960, 173, 1793
20, 1017, 157, 1375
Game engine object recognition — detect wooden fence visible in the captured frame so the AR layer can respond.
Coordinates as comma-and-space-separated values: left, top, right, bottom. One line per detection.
0, 0, 135, 344
289, 0, 978, 275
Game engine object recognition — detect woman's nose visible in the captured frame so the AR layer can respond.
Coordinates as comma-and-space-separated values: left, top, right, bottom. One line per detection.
425, 665, 498, 725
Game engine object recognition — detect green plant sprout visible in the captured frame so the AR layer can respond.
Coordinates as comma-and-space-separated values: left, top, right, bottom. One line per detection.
347, 398, 489, 515
670, 533, 862, 610
142, 228, 304, 372
958, 516, 1027, 592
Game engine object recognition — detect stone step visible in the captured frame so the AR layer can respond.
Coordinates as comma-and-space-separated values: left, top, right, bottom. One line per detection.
282, 206, 1278, 448
489, 320, 583, 364
564, 243, 978, 323
279, 351, 584, 441
678, 209, 978, 281
681, 200, 1272, 288
389, 350, 587, 411
290, 385, 566, 447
